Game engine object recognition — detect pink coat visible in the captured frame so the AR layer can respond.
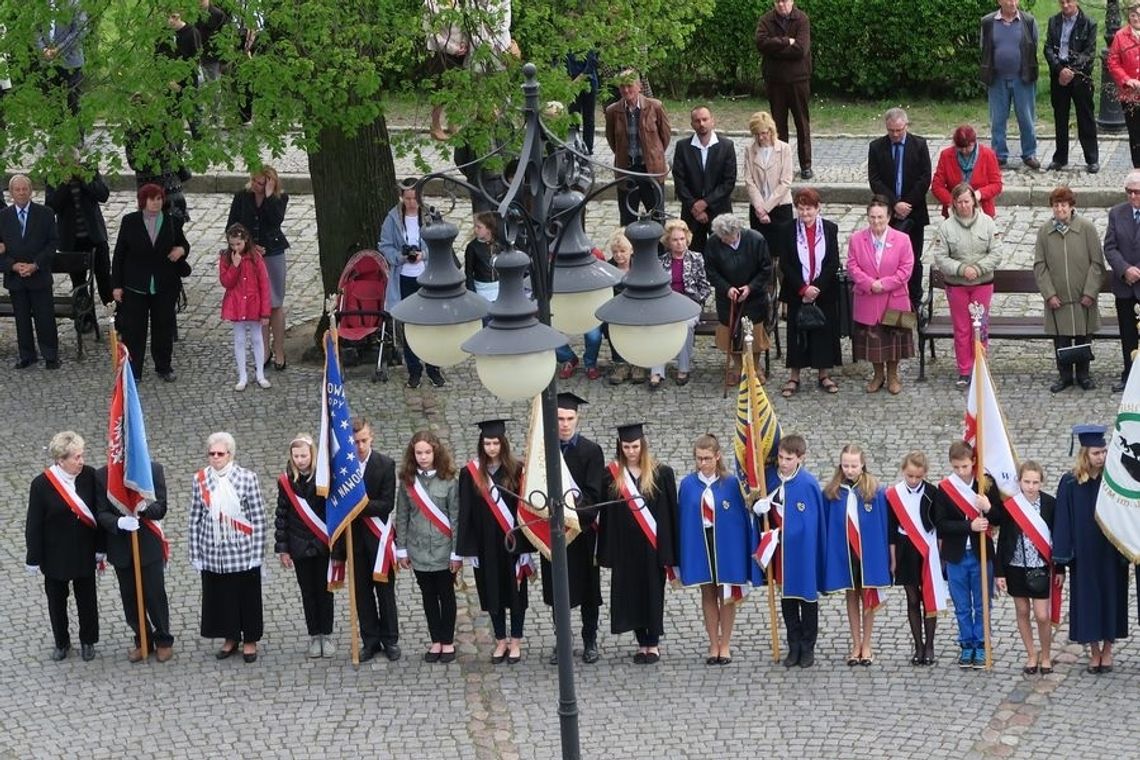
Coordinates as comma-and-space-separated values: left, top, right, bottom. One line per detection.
846, 227, 914, 326
219, 248, 271, 322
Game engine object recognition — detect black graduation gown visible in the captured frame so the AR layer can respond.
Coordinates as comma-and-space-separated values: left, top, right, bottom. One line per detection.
599, 464, 678, 635
541, 435, 605, 609
457, 463, 533, 615
1053, 472, 1129, 643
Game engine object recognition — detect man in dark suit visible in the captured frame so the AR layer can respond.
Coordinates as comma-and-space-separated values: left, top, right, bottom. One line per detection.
95, 462, 174, 663
1103, 171, 1140, 392
545, 392, 605, 664
1043, 0, 1099, 173
350, 418, 401, 662
867, 108, 932, 309
0, 174, 60, 369
672, 106, 737, 252
604, 69, 672, 224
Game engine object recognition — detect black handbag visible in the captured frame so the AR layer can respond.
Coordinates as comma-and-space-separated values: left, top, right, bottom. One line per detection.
1024, 566, 1050, 596
1056, 343, 1094, 365
796, 302, 827, 332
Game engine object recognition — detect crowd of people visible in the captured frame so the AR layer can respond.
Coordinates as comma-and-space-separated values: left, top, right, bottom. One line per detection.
23, 405, 1128, 676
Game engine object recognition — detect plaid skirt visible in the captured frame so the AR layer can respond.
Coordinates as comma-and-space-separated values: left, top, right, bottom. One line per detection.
852, 323, 914, 363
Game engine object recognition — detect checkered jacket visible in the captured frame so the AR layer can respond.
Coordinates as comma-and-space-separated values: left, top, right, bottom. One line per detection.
187, 465, 267, 573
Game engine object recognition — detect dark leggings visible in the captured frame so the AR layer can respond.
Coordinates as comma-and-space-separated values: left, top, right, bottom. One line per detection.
904, 585, 937, 652
415, 569, 456, 644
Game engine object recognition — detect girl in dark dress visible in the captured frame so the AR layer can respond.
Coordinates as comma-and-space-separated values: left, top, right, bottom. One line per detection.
456, 420, 533, 664
779, 187, 842, 397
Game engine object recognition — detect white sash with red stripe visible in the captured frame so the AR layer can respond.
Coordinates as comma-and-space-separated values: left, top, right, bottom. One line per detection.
1003, 492, 1062, 624
278, 474, 343, 589
408, 477, 452, 538
363, 516, 397, 582
44, 467, 96, 528
701, 487, 715, 528
939, 474, 981, 521
465, 461, 515, 535
197, 469, 254, 536
844, 486, 882, 610
755, 528, 780, 570
609, 462, 657, 550
886, 482, 948, 614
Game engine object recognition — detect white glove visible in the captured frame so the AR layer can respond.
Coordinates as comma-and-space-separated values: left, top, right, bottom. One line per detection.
191, 559, 204, 572
118, 515, 140, 532
752, 497, 772, 516
25, 565, 39, 576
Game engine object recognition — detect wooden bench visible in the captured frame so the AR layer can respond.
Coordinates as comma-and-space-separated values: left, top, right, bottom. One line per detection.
0, 250, 102, 360
918, 268, 1120, 380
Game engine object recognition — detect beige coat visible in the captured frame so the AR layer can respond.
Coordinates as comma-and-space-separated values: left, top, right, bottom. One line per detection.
743, 138, 794, 215
1033, 213, 1105, 336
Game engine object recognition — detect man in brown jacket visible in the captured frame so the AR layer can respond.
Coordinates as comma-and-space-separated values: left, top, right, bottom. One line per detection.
604, 69, 672, 224
755, 0, 813, 179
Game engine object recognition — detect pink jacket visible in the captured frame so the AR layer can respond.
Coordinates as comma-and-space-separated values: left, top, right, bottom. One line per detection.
219, 247, 271, 322
846, 227, 914, 326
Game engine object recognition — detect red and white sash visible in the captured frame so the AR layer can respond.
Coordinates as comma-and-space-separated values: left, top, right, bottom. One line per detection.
755, 528, 780, 570
765, 478, 787, 585
1003, 492, 1062, 624
278, 474, 344, 590
196, 469, 254, 535
701, 487, 715, 528
44, 468, 96, 529
844, 486, 882, 611
466, 461, 534, 587
939, 474, 981, 521
407, 477, 452, 538
609, 462, 657, 550
363, 515, 397, 582
886, 482, 948, 614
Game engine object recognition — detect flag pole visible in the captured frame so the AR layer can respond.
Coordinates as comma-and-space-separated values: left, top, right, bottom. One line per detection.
130, 529, 148, 659
743, 319, 780, 662
346, 520, 360, 666
106, 303, 119, 369
969, 301, 992, 671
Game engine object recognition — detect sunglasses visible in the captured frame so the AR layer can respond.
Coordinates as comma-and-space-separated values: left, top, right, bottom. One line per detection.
208, 451, 228, 457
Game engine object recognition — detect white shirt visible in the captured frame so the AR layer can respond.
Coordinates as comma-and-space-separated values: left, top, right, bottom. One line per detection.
689, 131, 720, 170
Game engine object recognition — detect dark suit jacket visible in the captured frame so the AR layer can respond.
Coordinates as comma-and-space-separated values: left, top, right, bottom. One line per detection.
94, 463, 168, 569
993, 492, 1064, 578
353, 450, 396, 558
1103, 201, 1140, 299
1044, 9, 1098, 78
933, 478, 1003, 564
703, 228, 773, 323
111, 210, 190, 295
778, 218, 840, 307
25, 465, 104, 579
867, 133, 931, 227
46, 173, 110, 248
672, 133, 737, 222
0, 202, 58, 290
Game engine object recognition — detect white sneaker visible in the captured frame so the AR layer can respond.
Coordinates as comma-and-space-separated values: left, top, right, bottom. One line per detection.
307, 636, 322, 659
321, 636, 336, 658
256, 377, 271, 389
234, 380, 247, 392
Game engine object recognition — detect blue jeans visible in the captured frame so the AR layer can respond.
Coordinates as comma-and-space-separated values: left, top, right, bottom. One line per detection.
556, 326, 603, 368
988, 78, 1037, 162
399, 275, 439, 378
945, 550, 993, 647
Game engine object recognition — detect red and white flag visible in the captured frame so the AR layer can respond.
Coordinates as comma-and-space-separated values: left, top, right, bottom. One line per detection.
965, 341, 1019, 497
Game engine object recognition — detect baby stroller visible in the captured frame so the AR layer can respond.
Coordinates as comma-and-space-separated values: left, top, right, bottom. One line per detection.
332, 249, 391, 382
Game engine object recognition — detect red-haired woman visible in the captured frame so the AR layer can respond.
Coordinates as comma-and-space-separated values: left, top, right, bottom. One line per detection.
931, 124, 1004, 219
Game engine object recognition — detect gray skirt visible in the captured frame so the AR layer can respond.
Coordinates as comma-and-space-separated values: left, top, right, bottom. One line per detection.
264, 252, 286, 308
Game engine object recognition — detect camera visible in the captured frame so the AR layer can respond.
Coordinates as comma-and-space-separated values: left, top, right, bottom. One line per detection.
402, 245, 421, 262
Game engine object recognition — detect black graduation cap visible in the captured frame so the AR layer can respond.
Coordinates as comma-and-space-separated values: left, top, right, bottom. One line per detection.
1070, 423, 1107, 455
557, 392, 589, 411
475, 418, 510, 439
617, 422, 646, 443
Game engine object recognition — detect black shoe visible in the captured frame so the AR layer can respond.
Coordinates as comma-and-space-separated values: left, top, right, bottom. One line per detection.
423, 650, 441, 663
50, 645, 70, 661
997, 158, 1009, 169
426, 369, 446, 387
633, 652, 647, 664
81, 643, 96, 661
783, 645, 800, 668
1087, 162, 1100, 174
582, 641, 599, 664
439, 650, 456, 664
548, 648, 559, 665
243, 651, 258, 663
1046, 161, 1067, 171
799, 167, 813, 180
1077, 375, 1097, 390
1114, 378, 1128, 393
491, 651, 507, 665
407, 374, 422, 389
384, 643, 401, 661
644, 652, 660, 664
359, 646, 377, 662
14, 358, 35, 369
215, 644, 237, 660
1050, 375, 1074, 393
798, 648, 815, 668
157, 371, 176, 382
45, 359, 61, 370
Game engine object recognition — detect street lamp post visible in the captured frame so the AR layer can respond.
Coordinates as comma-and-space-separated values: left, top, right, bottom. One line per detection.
1098, 0, 1126, 132
391, 62, 698, 760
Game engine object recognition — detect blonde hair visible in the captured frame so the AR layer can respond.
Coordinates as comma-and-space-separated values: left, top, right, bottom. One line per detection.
748, 111, 777, 140
1073, 448, 1104, 484
249, 165, 283, 197
48, 431, 85, 462
661, 218, 692, 247
900, 450, 929, 473
611, 435, 659, 499
287, 434, 316, 480
823, 443, 879, 501
693, 433, 727, 478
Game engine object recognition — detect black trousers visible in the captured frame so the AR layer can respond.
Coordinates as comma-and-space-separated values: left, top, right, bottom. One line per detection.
1050, 74, 1098, 166
1054, 334, 1092, 379
119, 289, 177, 378
889, 220, 926, 309
1126, 103, 1140, 169
70, 238, 113, 306
200, 568, 263, 643
1117, 296, 1140, 380
569, 86, 597, 154
114, 562, 173, 647
415, 569, 457, 645
293, 556, 334, 636
552, 598, 600, 644
683, 211, 711, 253
633, 628, 660, 647
768, 80, 812, 170
616, 163, 665, 225
9, 286, 59, 363
780, 598, 818, 651
489, 579, 529, 639
44, 575, 98, 648
354, 554, 399, 649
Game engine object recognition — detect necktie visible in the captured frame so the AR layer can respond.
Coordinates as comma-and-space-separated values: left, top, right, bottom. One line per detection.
893, 142, 904, 198
18, 207, 27, 237
1134, 209, 1140, 225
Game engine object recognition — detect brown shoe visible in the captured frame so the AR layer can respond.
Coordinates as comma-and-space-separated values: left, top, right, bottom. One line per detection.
886, 362, 902, 395
866, 363, 885, 393
156, 646, 174, 663
629, 366, 648, 384
128, 647, 145, 663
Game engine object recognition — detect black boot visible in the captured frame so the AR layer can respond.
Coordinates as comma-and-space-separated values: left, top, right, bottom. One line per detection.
782, 642, 801, 668
1050, 366, 1074, 393
581, 637, 599, 664
1076, 361, 1096, 390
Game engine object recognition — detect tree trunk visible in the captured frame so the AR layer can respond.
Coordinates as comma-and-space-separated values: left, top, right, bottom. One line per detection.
307, 113, 397, 344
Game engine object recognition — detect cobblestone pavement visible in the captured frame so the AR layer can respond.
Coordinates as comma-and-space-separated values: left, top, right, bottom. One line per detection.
0, 188, 1136, 759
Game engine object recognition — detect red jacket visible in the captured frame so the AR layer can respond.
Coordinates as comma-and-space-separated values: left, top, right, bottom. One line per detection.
219, 247, 271, 322
1107, 27, 1140, 104
930, 144, 1003, 219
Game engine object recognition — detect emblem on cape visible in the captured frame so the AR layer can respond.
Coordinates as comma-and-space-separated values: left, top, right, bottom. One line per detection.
796, 501, 805, 512
721, 500, 730, 511
864, 502, 872, 512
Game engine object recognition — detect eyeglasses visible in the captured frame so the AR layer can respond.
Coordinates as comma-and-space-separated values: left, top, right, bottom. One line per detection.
208, 451, 228, 457
1127, 188, 1140, 195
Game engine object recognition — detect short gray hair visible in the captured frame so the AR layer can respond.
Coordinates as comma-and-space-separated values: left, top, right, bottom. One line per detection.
884, 108, 908, 126
711, 214, 744, 239
1126, 170, 1140, 190
9, 174, 30, 191
48, 431, 85, 462
207, 431, 236, 457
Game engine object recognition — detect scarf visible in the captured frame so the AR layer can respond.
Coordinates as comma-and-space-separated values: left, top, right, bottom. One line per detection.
143, 210, 162, 245
207, 462, 245, 544
49, 463, 78, 490
1052, 217, 1071, 234
796, 218, 825, 285
956, 146, 979, 185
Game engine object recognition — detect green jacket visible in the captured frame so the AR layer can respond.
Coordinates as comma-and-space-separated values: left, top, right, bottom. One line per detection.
396, 472, 460, 572
1033, 214, 1105, 336
934, 210, 1002, 286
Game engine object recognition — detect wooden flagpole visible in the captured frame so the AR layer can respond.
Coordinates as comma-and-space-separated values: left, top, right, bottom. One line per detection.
130, 530, 149, 658
743, 319, 780, 662
969, 302, 992, 671
346, 520, 360, 666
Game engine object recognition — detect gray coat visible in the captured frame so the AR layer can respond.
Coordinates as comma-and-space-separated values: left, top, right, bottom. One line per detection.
395, 473, 460, 572
1034, 214, 1104, 336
